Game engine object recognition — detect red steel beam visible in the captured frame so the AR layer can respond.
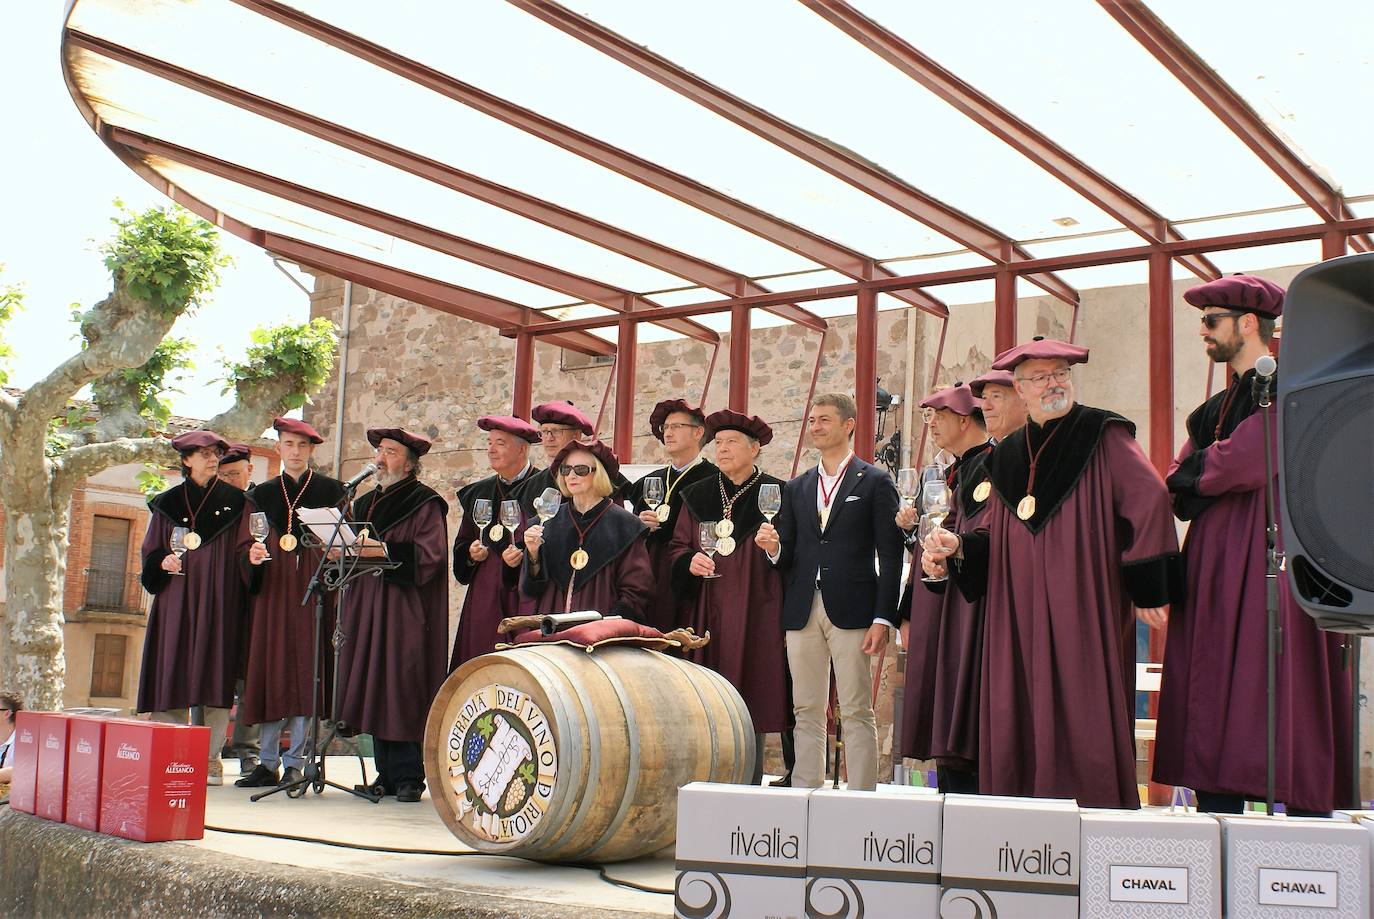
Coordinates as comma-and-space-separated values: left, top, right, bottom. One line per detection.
1322, 229, 1346, 261
807, 0, 1221, 282
109, 126, 721, 345
508, 213, 1374, 337
1100, 0, 1373, 253
728, 304, 751, 412
854, 288, 878, 462
613, 318, 638, 461
994, 270, 1017, 355
64, 30, 834, 333
1147, 251, 1174, 474
513, 332, 535, 417
513, 0, 1079, 307
699, 340, 720, 408
226, 1, 865, 327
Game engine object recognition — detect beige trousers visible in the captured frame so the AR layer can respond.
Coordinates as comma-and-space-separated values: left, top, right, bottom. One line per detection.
150, 707, 229, 766
785, 592, 878, 790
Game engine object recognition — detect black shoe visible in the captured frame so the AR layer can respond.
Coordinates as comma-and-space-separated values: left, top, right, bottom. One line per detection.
396, 783, 424, 803
354, 781, 390, 798
769, 772, 793, 788
278, 766, 305, 787
234, 764, 279, 788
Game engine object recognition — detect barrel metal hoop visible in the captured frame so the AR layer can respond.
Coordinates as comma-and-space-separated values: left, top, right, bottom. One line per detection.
658, 653, 719, 781
583, 648, 643, 858
700, 666, 753, 784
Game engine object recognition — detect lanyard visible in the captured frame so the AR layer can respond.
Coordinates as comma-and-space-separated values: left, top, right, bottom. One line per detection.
1024, 420, 1067, 497
817, 454, 853, 511
279, 469, 314, 534
182, 478, 220, 530
718, 467, 763, 520
662, 456, 702, 505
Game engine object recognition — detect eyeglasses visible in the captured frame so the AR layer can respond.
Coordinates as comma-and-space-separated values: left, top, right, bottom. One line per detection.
189, 447, 224, 459
1199, 309, 1249, 330
539, 426, 577, 440
1017, 368, 1072, 389
661, 423, 701, 433
920, 408, 938, 424
558, 463, 594, 478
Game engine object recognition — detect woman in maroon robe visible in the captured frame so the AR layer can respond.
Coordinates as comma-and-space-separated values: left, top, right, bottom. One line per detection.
668, 411, 789, 782
137, 430, 250, 786
522, 440, 653, 620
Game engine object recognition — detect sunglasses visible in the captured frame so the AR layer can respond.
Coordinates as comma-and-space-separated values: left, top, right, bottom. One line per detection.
558, 463, 594, 478
1200, 309, 1249, 330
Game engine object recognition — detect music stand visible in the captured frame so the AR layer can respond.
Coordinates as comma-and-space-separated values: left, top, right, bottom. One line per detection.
251, 504, 398, 803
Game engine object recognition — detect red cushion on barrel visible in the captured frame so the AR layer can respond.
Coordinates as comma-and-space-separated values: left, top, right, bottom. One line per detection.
513, 618, 668, 647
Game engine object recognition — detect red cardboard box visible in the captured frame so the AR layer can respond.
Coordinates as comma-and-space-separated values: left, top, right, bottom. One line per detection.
99, 721, 209, 842
7, 711, 41, 814
35, 712, 71, 821
65, 715, 110, 830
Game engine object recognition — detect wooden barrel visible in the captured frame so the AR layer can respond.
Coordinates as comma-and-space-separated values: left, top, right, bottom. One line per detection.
424, 644, 755, 863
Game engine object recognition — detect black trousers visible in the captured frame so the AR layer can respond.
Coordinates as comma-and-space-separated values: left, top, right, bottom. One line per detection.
936, 763, 978, 795
1194, 789, 1331, 818
373, 738, 424, 790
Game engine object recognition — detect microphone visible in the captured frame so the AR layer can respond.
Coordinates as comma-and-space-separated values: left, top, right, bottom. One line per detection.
1255, 354, 1277, 379
343, 463, 377, 491
1253, 354, 1277, 407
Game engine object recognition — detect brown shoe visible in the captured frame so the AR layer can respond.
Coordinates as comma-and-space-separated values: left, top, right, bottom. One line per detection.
207, 759, 224, 787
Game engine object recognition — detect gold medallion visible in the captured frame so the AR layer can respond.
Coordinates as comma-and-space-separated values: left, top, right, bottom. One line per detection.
488, 524, 505, 542
569, 548, 590, 571
655, 504, 672, 523
973, 481, 991, 503
279, 533, 298, 552
715, 519, 734, 539
715, 535, 736, 557
1016, 495, 1036, 521
182, 531, 202, 551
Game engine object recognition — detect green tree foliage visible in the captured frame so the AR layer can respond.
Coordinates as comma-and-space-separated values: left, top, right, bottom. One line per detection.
96, 201, 230, 321
223, 317, 337, 409
0, 265, 23, 385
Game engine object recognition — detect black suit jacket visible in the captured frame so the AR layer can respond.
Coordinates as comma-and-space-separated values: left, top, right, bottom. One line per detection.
773, 456, 904, 631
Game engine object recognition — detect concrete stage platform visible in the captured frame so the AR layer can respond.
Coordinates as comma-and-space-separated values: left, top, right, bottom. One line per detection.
0, 756, 675, 918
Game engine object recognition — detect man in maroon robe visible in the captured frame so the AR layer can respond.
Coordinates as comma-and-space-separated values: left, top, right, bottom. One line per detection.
516, 401, 595, 519
1154, 274, 1354, 814
215, 442, 262, 777
138, 430, 249, 786
897, 384, 991, 793
449, 415, 540, 670
924, 339, 1179, 809
668, 411, 789, 783
627, 399, 716, 631
235, 418, 346, 789
336, 428, 449, 803
969, 368, 1027, 443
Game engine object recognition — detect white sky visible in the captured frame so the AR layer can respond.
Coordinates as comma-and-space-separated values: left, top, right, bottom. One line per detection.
0, 3, 310, 424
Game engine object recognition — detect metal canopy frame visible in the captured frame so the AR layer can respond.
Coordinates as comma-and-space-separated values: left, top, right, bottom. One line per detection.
58, 0, 1372, 469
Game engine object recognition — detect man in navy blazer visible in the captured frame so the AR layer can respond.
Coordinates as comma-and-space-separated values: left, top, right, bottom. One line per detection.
757, 393, 903, 790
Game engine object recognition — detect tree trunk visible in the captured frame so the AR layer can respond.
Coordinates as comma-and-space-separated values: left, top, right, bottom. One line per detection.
1, 498, 69, 711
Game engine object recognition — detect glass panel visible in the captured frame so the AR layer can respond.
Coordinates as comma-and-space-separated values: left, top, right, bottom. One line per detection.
1204, 241, 1320, 277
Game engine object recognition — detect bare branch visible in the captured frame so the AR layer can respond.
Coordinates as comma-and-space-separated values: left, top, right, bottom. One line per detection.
0, 387, 16, 434
51, 435, 174, 501
204, 377, 302, 442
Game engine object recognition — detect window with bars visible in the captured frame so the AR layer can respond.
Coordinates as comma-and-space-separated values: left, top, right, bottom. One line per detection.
84, 515, 132, 609
90, 633, 127, 698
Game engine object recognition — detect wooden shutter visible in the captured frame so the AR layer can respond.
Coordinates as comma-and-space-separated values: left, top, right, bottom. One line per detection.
90, 633, 127, 698
85, 516, 131, 608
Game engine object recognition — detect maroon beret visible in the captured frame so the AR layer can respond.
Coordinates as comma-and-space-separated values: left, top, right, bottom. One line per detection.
219, 443, 253, 465
704, 409, 773, 446
478, 415, 540, 444
171, 430, 229, 453
1183, 274, 1284, 318
366, 427, 433, 457
969, 369, 1016, 398
992, 337, 1090, 372
920, 384, 979, 416
648, 399, 705, 441
273, 416, 323, 444
531, 400, 594, 436
552, 438, 621, 480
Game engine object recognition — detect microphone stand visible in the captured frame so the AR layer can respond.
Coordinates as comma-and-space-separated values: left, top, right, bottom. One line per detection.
1255, 366, 1281, 816
252, 481, 397, 803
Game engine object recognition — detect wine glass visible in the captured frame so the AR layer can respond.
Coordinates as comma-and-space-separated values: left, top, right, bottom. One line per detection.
758, 483, 781, 522
896, 468, 919, 508
472, 498, 493, 534
919, 480, 953, 583
698, 522, 722, 579
499, 499, 521, 532
642, 475, 665, 509
534, 488, 562, 523
248, 512, 272, 562
169, 526, 189, 576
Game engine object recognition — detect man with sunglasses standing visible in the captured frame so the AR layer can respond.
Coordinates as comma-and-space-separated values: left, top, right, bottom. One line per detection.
923, 339, 1179, 808
1154, 275, 1353, 815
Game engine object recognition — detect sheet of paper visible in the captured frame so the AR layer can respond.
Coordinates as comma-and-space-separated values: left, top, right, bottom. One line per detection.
297, 506, 361, 549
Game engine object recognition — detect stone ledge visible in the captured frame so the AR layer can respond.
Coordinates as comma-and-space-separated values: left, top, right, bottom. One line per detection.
0, 808, 658, 919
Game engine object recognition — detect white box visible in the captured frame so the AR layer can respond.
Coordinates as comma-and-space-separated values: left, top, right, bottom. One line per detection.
939, 794, 1079, 918
806, 787, 942, 918
1221, 814, 1370, 918
1080, 810, 1221, 918
676, 783, 811, 919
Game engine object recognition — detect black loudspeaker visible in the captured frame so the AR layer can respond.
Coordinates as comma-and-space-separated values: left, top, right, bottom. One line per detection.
1278, 253, 1374, 633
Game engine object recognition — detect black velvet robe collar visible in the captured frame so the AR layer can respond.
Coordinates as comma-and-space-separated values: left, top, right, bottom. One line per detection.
247, 469, 347, 539
457, 464, 537, 515
679, 467, 784, 538
628, 457, 718, 545
1167, 367, 1274, 520
148, 476, 245, 544
539, 497, 647, 590
351, 476, 448, 536
952, 441, 994, 520
988, 403, 1135, 534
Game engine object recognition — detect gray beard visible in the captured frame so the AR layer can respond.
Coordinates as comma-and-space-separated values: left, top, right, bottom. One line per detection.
376, 469, 406, 488
1040, 392, 1071, 414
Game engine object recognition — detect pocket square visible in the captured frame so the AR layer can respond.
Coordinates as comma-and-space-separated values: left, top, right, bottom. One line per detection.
844, 494, 862, 502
